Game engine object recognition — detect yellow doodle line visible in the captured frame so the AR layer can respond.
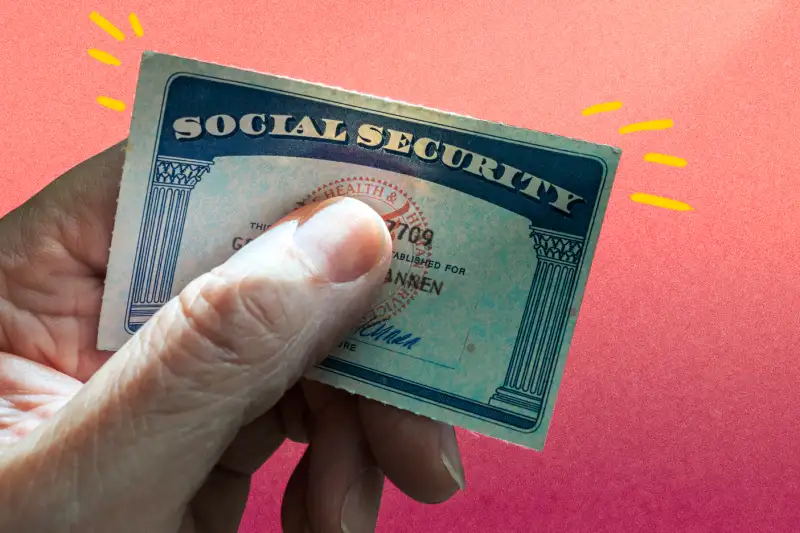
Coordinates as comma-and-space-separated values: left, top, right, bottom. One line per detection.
645, 153, 687, 167
88, 48, 121, 66
129, 13, 144, 37
619, 119, 674, 134
97, 96, 126, 112
90, 11, 125, 41
581, 101, 623, 116
630, 193, 693, 211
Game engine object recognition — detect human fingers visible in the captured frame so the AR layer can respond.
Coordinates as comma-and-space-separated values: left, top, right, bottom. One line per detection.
0, 196, 391, 532
0, 140, 126, 276
302, 382, 384, 533
190, 400, 289, 532
358, 398, 465, 504
278, 384, 312, 444
281, 449, 312, 533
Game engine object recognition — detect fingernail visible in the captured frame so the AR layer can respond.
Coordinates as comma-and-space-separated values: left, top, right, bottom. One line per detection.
341, 466, 383, 533
293, 197, 389, 283
440, 425, 466, 492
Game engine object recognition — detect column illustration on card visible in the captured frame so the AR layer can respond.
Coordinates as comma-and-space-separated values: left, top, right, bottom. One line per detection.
125, 155, 214, 332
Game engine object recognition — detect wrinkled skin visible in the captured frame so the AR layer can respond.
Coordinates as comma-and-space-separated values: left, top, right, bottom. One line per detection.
0, 141, 465, 533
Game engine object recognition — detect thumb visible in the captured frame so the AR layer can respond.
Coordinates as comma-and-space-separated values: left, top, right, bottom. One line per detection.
4, 196, 391, 528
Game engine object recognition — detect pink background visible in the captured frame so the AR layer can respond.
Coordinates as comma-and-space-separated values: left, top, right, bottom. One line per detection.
2, 1, 799, 531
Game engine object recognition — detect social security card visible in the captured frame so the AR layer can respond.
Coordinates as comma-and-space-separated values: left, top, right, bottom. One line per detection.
98, 52, 620, 450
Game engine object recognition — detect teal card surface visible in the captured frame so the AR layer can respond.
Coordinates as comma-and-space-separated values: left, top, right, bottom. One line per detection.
98, 52, 620, 450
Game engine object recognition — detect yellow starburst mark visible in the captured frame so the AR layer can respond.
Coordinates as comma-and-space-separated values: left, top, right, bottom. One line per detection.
583, 102, 690, 211
88, 11, 145, 111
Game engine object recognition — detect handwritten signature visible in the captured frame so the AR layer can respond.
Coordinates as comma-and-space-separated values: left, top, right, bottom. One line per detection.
357, 319, 421, 350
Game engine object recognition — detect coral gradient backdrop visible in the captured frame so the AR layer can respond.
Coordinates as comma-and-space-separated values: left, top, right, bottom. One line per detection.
1, 1, 799, 531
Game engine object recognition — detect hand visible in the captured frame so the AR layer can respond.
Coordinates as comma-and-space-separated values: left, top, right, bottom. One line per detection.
0, 141, 465, 533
